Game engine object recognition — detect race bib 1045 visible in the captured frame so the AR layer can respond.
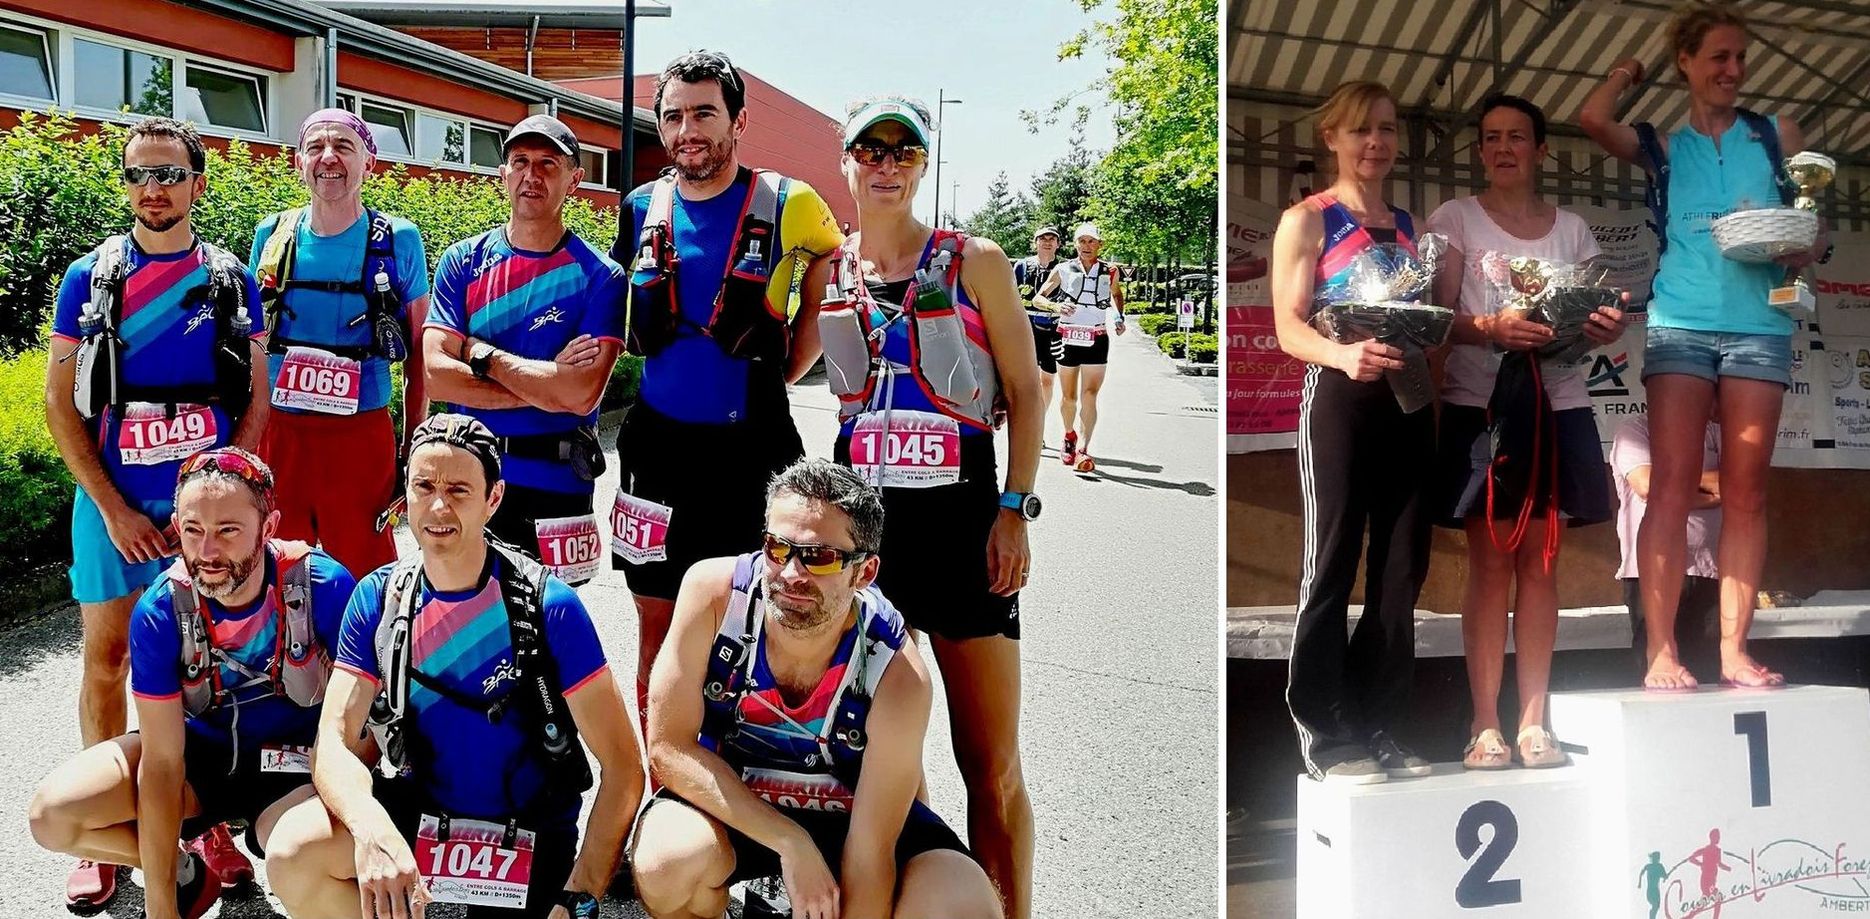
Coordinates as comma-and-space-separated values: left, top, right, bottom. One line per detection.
850, 410, 961, 488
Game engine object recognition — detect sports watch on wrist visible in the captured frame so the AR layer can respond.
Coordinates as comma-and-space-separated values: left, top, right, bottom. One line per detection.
999, 490, 1042, 521
558, 890, 599, 918
468, 342, 497, 380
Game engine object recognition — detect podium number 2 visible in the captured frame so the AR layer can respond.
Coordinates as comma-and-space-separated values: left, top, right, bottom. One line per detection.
1455, 800, 1522, 908
1735, 711, 1771, 807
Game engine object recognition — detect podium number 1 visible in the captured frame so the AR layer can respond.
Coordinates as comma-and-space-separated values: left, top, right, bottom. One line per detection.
1734, 711, 1771, 807
1455, 800, 1522, 908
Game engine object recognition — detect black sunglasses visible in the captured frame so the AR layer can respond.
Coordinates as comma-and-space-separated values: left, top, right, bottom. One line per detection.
122, 165, 199, 187
762, 532, 869, 576
847, 141, 929, 168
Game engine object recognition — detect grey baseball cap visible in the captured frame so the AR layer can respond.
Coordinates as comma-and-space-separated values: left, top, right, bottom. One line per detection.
504, 114, 580, 157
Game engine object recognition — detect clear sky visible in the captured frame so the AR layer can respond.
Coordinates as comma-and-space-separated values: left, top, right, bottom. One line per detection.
632, 0, 1119, 224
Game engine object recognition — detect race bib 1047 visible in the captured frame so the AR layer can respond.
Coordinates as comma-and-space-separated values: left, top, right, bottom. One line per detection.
415, 814, 534, 910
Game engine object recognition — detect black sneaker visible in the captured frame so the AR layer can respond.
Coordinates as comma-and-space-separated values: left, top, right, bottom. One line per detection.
741, 876, 791, 919
1317, 754, 1387, 784
1369, 731, 1432, 778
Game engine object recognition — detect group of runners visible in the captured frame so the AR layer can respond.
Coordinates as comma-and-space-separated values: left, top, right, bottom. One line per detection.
21, 48, 1136, 919
1272, 3, 1819, 782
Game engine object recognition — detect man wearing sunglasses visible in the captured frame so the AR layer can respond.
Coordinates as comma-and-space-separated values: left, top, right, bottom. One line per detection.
423, 116, 627, 587
30, 448, 354, 919
1015, 226, 1067, 426
43, 116, 270, 909
613, 49, 845, 743
250, 109, 431, 580
263, 413, 641, 919
632, 459, 1000, 919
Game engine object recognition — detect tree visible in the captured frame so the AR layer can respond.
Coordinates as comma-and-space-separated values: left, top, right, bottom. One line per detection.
1025, 117, 1099, 257
961, 172, 1035, 254
1055, 0, 1219, 266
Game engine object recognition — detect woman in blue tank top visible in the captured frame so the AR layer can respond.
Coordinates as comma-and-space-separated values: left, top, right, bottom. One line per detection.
802, 95, 1043, 919
1270, 80, 1437, 785
1580, 3, 1823, 691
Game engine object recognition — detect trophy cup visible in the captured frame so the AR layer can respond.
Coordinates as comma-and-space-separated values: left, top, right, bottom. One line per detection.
1488, 254, 1622, 365
1768, 151, 1835, 316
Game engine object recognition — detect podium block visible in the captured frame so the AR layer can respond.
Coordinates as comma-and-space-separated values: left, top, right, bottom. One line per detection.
1550, 686, 1870, 918
1296, 765, 1592, 918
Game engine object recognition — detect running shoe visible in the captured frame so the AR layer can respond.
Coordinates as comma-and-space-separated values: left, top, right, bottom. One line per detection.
1318, 755, 1387, 784
741, 876, 791, 919
188, 822, 253, 887
1369, 730, 1432, 777
64, 860, 117, 914
1061, 430, 1079, 465
1074, 453, 1097, 473
175, 851, 224, 919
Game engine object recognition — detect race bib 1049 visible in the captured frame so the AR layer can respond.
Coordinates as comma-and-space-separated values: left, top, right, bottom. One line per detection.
850, 410, 961, 488
415, 814, 534, 909
117, 403, 217, 465
272, 346, 361, 415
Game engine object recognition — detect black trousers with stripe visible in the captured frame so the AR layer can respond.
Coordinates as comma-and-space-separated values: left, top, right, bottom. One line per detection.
1286, 364, 1435, 776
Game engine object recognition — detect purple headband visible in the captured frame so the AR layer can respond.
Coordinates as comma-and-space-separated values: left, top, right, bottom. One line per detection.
298, 108, 377, 155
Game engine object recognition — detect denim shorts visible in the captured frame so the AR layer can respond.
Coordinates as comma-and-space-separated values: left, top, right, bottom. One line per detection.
1642, 326, 1792, 388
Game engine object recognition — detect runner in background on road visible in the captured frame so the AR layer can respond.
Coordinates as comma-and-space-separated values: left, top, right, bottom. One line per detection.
1036, 223, 1127, 472
1270, 81, 1434, 785
251, 109, 430, 581
42, 116, 270, 909
633, 460, 1001, 919
805, 94, 1042, 919
422, 115, 627, 588
1014, 226, 1066, 435
614, 50, 843, 740
29, 449, 352, 919
262, 414, 642, 919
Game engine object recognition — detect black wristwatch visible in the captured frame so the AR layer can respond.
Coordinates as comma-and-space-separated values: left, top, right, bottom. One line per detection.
558, 889, 599, 918
468, 341, 497, 380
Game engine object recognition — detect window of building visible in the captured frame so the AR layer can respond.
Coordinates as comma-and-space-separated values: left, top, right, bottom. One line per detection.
0, 23, 54, 103
361, 101, 412, 158
469, 124, 503, 169
416, 112, 465, 165
180, 64, 265, 134
74, 38, 170, 117
336, 92, 357, 113
579, 148, 609, 187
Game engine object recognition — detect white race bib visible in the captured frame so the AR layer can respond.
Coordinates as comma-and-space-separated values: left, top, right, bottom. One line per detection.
535, 513, 601, 585
610, 493, 672, 565
415, 814, 534, 909
117, 403, 217, 465
849, 410, 962, 488
272, 346, 361, 415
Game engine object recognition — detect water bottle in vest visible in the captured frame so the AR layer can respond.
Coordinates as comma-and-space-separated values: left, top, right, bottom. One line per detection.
371, 269, 409, 362
72, 295, 108, 421
818, 282, 874, 410
908, 268, 981, 406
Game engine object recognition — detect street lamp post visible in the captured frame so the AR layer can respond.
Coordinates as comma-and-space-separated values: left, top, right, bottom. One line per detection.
932, 89, 963, 226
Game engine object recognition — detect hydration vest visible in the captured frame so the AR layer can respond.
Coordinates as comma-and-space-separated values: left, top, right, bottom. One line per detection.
698, 553, 905, 793
1017, 256, 1062, 323
1634, 108, 1794, 257
817, 230, 1003, 430
1057, 257, 1117, 315
365, 542, 593, 797
627, 168, 793, 362
255, 208, 408, 362
170, 539, 330, 720
70, 236, 253, 423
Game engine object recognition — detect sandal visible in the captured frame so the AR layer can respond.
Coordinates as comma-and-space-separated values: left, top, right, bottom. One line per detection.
1516, 726, 1569, 768
1462, 728, 1512, 770
1643, 661, 1700, 693
1720, 661, 1787, 690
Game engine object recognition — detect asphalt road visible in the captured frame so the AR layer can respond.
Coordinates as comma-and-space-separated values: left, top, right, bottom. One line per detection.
0, 331, 1220, 918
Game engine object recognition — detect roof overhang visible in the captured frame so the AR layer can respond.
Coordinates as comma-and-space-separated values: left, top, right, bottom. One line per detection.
313, 0, 670, 31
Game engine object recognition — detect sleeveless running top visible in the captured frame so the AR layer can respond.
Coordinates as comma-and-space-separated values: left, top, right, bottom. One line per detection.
713, 558, 908, 812
1309, 193, 1419, 308
836, 234, 996, 436
1648, 119, 1792, 336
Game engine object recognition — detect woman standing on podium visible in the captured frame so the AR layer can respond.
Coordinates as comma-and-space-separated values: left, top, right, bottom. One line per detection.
1270, 80, 1434, 785
1580, 2, 1824, 691
1427, 94, 1627, 770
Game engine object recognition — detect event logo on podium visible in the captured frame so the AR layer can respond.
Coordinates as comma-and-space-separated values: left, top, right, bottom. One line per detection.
1641, 829, 1870, 918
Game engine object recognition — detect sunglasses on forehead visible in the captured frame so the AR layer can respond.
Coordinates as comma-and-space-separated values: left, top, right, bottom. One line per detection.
847, 141, 929, 168
761, 532, 869, 576
122, 165, 199, 187
178, 449, 275, 491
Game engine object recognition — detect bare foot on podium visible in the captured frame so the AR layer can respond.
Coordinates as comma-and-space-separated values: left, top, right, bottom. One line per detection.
1643, 649, 1700, 693
1720, 653, 1786, 690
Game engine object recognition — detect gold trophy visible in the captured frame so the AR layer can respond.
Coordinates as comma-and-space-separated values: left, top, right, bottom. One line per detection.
1769, 151, 1835, 316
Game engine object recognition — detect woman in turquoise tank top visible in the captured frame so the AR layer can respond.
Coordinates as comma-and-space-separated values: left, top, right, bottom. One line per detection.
1580, 3, 1824, 691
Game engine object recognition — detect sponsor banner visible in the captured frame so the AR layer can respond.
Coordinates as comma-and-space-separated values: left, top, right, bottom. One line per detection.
1569, 204, 1658, 310
1814, 231, 1870, 337
1226, 196, 1301, 453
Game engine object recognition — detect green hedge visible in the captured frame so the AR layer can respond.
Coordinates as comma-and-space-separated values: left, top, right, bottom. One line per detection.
0, 348, 74, 566
1157, 331, 1218, 363
1135, 313, 1177, 336
0, 111, 619, 355
0, 111, 629, 566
